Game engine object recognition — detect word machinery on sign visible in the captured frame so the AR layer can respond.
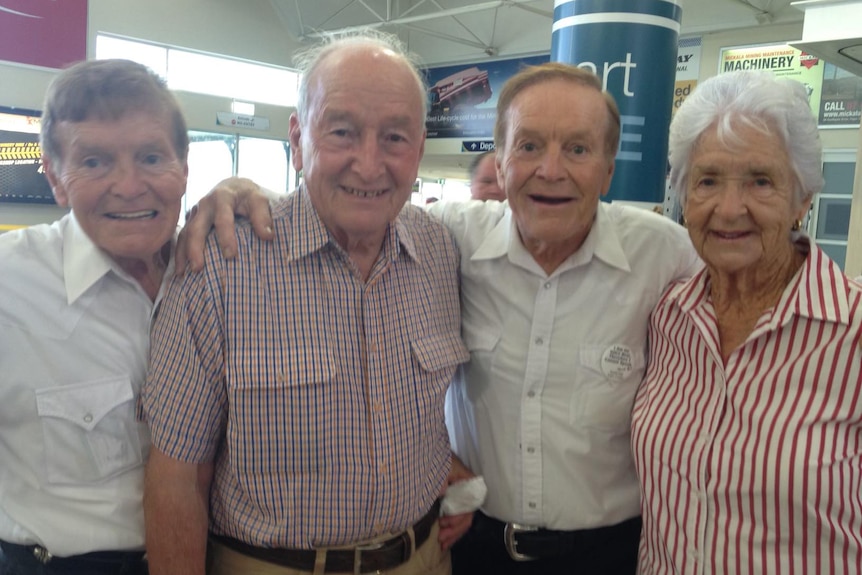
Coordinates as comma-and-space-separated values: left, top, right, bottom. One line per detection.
216, 112, 270, 131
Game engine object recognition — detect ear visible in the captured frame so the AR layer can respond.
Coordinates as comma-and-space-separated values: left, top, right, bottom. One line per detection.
43, 156, 69, 207
796, 193, 813, 225
600, 157, 616, 197
417, 129, 426, 163
288, 113, 303, 172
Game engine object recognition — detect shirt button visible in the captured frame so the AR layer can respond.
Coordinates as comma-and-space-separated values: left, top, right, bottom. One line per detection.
368, 341, 378, 353
83, 413, 93, 423
527, 391, 535, 398
528, 502, 537, 509
526, 447, 535, 454
544, 282, 552, 289
534, 337, 544, 345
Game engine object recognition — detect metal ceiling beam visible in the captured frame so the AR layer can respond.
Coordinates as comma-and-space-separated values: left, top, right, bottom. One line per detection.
401, 23, 492, 50
304, 0, 540, 37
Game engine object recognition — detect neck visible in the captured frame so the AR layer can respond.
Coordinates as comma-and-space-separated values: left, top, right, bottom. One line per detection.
522, 233, 587, 275
334, 231, 387, 282
709, 247, 805, 317
113, 244, 170, 301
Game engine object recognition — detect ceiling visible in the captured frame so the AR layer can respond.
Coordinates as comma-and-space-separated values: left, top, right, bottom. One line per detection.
266, 0, 804, 179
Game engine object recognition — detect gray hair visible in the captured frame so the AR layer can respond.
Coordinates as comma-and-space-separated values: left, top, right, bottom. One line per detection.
669, 70, 823, 208
293, 30, 428, 126
41, 59, 188, 168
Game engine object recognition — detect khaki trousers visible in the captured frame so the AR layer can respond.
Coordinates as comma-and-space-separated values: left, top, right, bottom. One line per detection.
207, 522, 450, 575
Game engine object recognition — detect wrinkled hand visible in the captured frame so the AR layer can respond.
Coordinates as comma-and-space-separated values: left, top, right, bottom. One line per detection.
438, 453, 476, 551
175, 177, 275, 274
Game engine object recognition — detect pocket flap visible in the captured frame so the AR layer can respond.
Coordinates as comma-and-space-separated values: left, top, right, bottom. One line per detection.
461, 323, 500, 352
411, 332, 470, 373
35, 376, 134, 432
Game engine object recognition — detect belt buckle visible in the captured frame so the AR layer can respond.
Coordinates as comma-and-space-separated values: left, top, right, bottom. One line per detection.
503, 523, 538, 562
353, 541, 385, 575
32, 545, 53, 565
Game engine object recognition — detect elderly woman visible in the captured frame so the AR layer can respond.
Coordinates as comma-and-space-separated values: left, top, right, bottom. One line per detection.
632, 70, 862, 573
0, 59, 188, 574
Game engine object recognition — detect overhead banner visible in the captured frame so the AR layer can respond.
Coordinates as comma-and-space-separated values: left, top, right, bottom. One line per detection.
719, 43, 861, 128
0, 0, 88, 69
424, 55, 548, 139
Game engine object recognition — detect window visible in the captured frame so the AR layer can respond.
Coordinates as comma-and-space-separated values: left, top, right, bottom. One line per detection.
95, 34, 299, 107
810, 149, 857, 270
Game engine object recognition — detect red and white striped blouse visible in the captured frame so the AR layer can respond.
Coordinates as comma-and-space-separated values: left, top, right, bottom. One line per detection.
632, 241, 862, 575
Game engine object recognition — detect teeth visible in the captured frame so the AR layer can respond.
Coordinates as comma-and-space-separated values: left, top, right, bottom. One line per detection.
344, 187, 384, 198
106, 210, 157, 220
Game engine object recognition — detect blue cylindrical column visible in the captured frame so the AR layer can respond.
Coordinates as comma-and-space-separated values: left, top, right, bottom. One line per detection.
551, 0, 681, 203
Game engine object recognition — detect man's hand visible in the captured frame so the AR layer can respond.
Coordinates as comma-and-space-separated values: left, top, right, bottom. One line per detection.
438, 453, 476, 550
176, 177, 275, 274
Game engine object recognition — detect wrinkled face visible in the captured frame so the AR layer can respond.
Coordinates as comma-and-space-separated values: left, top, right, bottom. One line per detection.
498, 80, 614, 258
46, 111, 187, 264
683, 122, 809, 277
470, 154, 506, 201
289, 47, 426, 249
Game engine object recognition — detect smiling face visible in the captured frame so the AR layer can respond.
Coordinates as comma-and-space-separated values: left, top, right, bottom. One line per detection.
289, 46, 426, 250
498, 79, 615, 271
683, 121, 810, 279
46, 111, 187, 266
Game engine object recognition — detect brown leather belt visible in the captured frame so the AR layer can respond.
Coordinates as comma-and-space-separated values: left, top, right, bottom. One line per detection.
213, 499, 440, 573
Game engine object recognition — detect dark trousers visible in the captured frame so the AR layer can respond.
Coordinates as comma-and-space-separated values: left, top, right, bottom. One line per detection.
0, 542, 147, 575
451, 512, 641, 575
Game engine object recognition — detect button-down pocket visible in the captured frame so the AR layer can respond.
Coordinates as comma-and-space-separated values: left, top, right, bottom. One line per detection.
411, 332, 470, 373
35, 376, 143, 484
570, 344, 646, 434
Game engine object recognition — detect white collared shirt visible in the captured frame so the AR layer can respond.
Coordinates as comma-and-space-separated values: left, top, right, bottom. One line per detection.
431, 200, 702, 530
0, 213, 170, 556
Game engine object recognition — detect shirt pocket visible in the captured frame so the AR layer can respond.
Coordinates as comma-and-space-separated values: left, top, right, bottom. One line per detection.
569, 344, 646, 434
35, 376, 143, 485
461, 322, 501, 355
411, 331, 471, 374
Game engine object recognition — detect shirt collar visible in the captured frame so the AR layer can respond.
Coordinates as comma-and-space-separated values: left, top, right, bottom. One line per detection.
63, 212, 176, 306
63, 212, 116, 305
670, 236, 853, 327
469, 201, 632, 275
283, 187, 419, 264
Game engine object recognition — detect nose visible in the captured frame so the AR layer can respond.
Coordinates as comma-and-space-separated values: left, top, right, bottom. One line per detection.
109, 158, 147, 199
536, 146, 565, 181
713, 180, 747, 218
352, 134, 385, 182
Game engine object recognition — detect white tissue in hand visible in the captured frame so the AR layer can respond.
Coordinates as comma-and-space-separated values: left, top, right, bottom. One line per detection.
441, 476, 487, 516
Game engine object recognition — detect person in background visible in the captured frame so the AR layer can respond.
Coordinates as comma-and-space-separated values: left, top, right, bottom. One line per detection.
632, 70, 862, 574
183, 62, 701, 575
468, 150, 506, 201
142, 32, 471, 575
0, 59, 190, 575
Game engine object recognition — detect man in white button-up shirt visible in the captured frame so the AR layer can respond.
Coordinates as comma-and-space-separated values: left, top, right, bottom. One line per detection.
0, 59, 190, 575
184, 62, 703, 575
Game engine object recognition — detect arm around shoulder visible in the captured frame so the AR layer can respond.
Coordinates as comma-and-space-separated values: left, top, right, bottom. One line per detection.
144, 448, 213, 575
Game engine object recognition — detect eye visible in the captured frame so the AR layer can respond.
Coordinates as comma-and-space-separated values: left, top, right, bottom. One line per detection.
142, 153, 163, 166
520, 142, 537, 152
385, 132, 407, 143
570, 144, 587, 155
696, 176, 717, 187
752, 176, 772, 187
82, 156, 102, 169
